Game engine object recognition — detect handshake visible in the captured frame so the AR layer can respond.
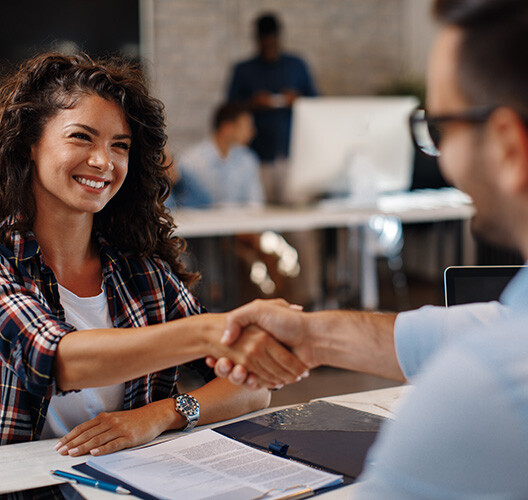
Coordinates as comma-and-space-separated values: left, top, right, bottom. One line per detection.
204, 298, 401, 388
205, 299, 317, 390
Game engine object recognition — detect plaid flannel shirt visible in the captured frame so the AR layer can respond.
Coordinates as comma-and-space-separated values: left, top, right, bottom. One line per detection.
0, 230, 204, 444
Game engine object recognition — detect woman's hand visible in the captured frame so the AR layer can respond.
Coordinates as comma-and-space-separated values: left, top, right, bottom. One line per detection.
55, 399, 180, 457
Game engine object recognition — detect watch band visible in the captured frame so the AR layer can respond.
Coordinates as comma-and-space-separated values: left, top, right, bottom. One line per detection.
173, 393, 200, 431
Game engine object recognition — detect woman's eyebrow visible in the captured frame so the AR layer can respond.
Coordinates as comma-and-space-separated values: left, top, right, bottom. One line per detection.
67, 123, 131, 140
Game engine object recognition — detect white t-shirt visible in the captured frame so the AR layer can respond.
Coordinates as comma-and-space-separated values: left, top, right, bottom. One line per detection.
40, 284, 125, 439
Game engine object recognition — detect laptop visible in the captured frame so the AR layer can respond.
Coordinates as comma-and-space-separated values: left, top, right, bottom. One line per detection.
444, 265, 525, 307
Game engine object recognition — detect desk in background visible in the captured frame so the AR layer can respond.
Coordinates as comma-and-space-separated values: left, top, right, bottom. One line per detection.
172, 189, 474, 310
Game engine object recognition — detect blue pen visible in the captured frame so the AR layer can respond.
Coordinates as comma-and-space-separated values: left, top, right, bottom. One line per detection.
51, 469, 131, 495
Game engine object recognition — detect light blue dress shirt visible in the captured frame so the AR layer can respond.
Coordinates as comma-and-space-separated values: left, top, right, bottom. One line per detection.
354, 266, 528, 498
395, 300, 509, 379
175, 138, 264, 208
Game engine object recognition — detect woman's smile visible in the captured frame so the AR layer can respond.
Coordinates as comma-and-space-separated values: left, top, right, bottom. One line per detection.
73, 175, 111, 190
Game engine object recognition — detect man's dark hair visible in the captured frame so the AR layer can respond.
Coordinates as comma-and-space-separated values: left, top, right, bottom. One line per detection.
0, 52, 198, 287
255, 13, 281, 38
434, 0, 528, 113
212, 102, 250, 131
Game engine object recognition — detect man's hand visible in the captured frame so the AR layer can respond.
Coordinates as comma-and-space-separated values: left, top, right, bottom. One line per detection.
216, 324, 309, 389
207, 299, 318, 387
55, 400, 176, 457
251, 91, 274, 109
281, 89, 299, 107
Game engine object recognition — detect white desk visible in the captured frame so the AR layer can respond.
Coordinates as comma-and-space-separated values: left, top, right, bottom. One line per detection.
172, 189, 473, 238
0, 386, 406, 499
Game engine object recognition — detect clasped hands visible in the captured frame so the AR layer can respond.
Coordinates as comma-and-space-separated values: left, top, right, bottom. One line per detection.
207, 299, 315, 389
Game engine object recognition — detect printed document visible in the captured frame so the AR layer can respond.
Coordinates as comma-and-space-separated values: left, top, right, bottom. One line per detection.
87, 429, 342, 499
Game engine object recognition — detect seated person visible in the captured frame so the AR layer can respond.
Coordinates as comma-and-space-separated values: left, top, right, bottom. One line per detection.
169, 102, 264, 208
0, 52, 306, 453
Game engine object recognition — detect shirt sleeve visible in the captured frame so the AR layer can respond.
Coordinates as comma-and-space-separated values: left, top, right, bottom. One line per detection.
0, 256, 75, 397
394, 301, 507, 378
298, 58, 318, 97
353, 342, 528, 499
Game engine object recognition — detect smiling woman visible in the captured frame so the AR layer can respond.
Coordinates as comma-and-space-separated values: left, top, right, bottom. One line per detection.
0, 53, 307, 453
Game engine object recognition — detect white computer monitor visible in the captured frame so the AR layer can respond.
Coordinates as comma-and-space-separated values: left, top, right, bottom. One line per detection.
285, 96, 419, 203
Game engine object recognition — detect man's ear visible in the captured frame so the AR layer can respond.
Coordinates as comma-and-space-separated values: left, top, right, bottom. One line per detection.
488, 107, 528, 194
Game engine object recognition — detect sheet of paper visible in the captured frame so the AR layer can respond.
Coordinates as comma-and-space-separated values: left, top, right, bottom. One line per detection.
313, 386, 409, 418
0, 438, 89, 493
87, 429, 342, 500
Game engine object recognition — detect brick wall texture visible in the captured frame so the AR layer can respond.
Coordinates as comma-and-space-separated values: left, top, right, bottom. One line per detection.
147, 0, 428, 155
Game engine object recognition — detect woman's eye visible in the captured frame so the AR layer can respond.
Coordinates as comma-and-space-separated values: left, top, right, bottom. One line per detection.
70, 132, 90, 141
114, 142, 130, 151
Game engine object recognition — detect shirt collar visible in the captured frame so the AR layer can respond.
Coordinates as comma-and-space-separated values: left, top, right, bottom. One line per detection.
208, 137, 233, 163
499, 263, 528, 309
11, 230, 42, 263
94, 232, 122, 277
7, 227, 122, 276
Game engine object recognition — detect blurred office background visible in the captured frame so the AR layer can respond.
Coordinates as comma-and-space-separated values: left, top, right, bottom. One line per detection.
141, 0, 435, 153
0, 0, 521, 404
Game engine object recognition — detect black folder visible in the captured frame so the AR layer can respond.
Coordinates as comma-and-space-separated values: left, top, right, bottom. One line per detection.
214, 400, 387, 482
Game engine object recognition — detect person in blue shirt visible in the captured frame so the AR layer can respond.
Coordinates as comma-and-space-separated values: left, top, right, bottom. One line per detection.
210, 0, 528, 496
227, 13, 317, 202
170, 103, 264, 209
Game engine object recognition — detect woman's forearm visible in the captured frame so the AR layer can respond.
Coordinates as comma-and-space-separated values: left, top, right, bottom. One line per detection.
55, 313, 225, 391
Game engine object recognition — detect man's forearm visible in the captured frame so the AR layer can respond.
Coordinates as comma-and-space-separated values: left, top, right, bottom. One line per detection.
305, 310, 404, 381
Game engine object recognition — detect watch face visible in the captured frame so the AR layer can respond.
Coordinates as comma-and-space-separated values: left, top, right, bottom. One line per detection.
179, 396, 198, 415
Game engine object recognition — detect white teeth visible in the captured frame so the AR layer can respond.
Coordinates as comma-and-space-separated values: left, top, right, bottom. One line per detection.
75, 177, 106, 189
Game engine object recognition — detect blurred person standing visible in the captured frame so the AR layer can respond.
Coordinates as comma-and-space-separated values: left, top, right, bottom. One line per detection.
227, 13, 317, 203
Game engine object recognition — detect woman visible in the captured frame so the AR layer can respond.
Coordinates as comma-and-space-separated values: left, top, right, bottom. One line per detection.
0, 53, 306, 454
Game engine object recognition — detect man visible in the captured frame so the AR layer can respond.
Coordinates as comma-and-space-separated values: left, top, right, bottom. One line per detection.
227, 13, 317, 202
170, 102, 264, 208
212, 0, 528, 496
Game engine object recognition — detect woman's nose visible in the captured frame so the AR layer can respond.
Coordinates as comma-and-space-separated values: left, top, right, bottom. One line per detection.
87, 147, 114, 171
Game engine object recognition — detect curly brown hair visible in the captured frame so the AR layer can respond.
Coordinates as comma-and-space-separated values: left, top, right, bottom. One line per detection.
0, 52, 198, 288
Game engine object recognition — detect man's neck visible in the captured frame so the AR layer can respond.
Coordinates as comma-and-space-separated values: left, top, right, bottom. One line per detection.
213, 133, 233, 159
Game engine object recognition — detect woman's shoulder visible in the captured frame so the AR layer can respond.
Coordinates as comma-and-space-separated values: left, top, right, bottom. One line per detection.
97, 235, 181, 285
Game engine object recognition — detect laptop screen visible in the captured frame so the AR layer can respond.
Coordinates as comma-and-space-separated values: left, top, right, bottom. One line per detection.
444, 266, 524, 307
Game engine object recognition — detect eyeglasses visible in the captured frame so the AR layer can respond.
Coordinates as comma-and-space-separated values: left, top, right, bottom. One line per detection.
409, 105, 497, 157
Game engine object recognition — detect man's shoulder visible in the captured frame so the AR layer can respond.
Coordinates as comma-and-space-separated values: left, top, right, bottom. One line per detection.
231, 145, 259, 164
179, 139, 214, 167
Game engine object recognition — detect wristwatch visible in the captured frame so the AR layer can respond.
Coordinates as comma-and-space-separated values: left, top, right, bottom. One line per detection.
173, 393, 200, 431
